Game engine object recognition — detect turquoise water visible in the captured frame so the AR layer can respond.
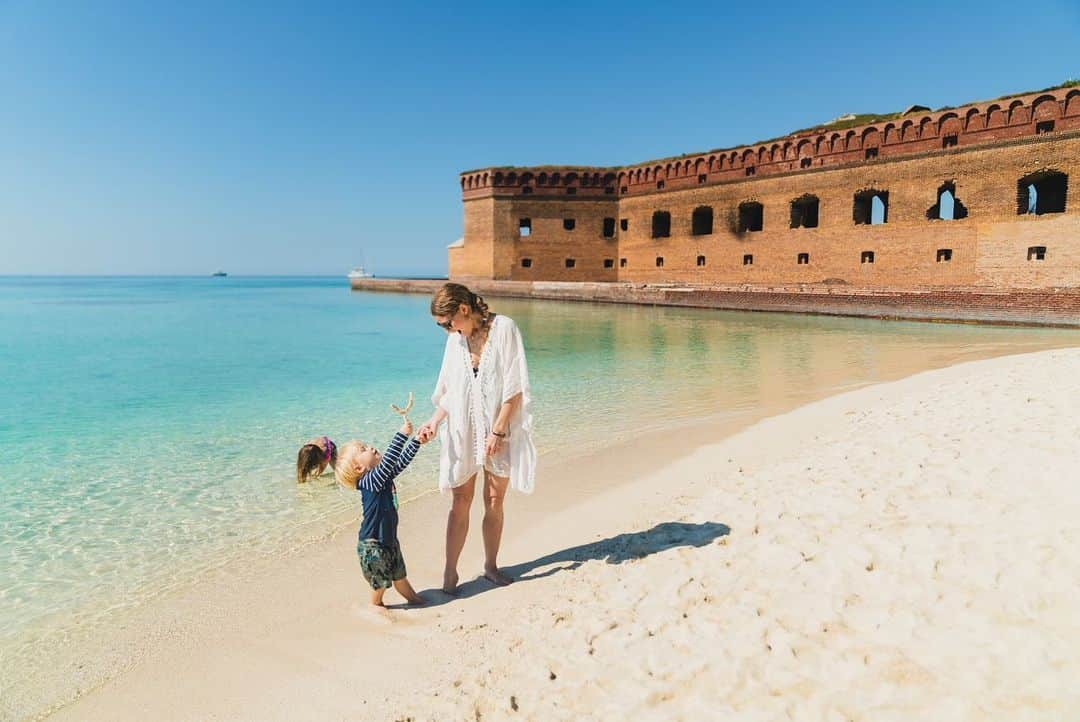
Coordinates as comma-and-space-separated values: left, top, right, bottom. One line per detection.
0, 276, 1075, 700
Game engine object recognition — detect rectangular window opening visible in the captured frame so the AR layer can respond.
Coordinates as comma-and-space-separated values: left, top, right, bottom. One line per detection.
603, 258, 614, 269
936, 248, 952, 262
864, 147, 879, 160
1036, 120, 1055, 135
563, 218, 576, 231
800, 157, 812, 168
696, 255, 706, 267
602, 217, 616, 238
518, 218, 531, 236
797, 252, 809, 265
942, 135, 958, 149
656, 180, 665, 190
565, 258, 576, 268
619, 257, 627, 268
1027, 245, 1047, 261
861, 251, 875, 264
520, 258, 532, 268
745, 166, 756, 177
655, 256, 664, 267
698, 174, 707, 184
620, 218, 628, 231
743, 254, 753, 266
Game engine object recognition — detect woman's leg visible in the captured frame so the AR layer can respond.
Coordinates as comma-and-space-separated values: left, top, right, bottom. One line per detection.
443, 473, 476, 593
482, 472, 512, 585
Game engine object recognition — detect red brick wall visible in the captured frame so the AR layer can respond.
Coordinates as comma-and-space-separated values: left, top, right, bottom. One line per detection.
350, 278, 1080, 328
452, 85, 1080, 291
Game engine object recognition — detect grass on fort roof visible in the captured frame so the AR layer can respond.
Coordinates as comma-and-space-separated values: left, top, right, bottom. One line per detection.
462, 80, 1079, 174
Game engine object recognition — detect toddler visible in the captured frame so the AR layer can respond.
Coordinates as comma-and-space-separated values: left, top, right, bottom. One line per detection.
335, 419, 426, 607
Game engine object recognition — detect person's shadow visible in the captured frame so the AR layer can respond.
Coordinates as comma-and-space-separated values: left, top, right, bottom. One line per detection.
412, 521, 730, 608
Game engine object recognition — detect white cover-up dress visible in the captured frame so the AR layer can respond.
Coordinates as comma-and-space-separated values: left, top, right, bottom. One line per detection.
431, 314, 537, 493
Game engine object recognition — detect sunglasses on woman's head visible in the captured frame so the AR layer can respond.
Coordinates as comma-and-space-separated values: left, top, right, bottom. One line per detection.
436, 319, 453, 330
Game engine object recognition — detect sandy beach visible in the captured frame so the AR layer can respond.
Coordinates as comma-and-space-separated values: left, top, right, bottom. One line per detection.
40, 346, 1080, 721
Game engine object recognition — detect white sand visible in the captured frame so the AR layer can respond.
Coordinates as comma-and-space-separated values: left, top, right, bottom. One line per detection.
47, 347, 1080, 721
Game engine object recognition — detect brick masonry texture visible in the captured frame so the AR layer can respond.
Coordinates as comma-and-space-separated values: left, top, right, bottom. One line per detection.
350, 278, 1080, 328
449, 85, 1080, 306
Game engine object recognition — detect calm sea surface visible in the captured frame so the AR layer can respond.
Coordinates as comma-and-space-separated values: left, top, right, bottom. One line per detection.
1, 276, 1076, 697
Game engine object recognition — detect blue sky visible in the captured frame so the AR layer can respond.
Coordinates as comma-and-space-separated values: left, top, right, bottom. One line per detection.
0, 0, 1076, 277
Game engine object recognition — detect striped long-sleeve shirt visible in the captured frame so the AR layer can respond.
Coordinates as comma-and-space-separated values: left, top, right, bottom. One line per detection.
357, 432, 421, 545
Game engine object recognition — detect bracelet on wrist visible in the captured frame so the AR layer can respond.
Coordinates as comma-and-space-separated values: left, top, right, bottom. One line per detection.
491, 430, 507, 438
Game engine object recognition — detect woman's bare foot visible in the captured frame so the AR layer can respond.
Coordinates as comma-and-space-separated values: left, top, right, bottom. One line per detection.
483, 566, 513, 586
442, 570, 460, 595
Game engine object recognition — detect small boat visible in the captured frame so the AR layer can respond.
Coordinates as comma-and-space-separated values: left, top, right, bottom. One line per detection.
211, 271, 227, 277
348, 265, 374, 280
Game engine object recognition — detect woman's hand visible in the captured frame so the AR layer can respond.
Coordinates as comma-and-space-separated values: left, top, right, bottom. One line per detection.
416, 418, 439, 444
485, 430, 507, 457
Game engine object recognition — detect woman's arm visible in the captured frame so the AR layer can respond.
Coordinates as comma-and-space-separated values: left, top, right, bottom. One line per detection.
492, 392, 521, 435
486, 392, 521, 456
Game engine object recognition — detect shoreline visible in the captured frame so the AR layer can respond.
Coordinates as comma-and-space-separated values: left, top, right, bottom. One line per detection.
30, 344, 1079, 721
349, 278, 1080, 328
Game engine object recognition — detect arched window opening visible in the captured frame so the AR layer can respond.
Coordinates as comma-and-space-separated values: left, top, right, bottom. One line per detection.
853, 189, 889, 225
651, 211, 671, 238
691, 206, 713, 235
738, 202, 764, 233
790, 195, 820, 229
1017, 171, 1068, 215
602, 218, 616, 238
927, 182, 968, 220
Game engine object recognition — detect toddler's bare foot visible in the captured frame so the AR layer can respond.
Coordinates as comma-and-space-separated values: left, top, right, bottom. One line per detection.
442, 571, 459, 595
350, 601, 393, 624
483, 566, 513, 586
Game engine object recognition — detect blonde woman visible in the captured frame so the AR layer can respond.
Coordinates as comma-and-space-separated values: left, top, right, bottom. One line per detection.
416, 283, 536, 593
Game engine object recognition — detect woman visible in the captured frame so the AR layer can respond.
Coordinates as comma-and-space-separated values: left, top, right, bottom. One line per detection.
416, 283, 536, 593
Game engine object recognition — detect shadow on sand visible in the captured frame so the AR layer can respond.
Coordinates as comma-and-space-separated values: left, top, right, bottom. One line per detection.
412, 520, 730, 608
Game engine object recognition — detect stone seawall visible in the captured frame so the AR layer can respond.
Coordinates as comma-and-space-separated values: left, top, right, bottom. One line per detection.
349, 278, 1080, 328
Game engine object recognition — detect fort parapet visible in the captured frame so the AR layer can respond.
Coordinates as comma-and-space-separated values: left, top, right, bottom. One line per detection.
451, 84, 1080, 292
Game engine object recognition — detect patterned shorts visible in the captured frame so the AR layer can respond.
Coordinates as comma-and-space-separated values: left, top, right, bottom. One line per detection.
357, 539, 407, 590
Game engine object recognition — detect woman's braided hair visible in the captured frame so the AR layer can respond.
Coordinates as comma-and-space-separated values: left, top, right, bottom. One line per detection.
430, 282, 491, 328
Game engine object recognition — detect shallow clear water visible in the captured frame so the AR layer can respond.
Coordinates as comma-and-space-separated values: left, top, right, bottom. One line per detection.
0, 276, 1075, 676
